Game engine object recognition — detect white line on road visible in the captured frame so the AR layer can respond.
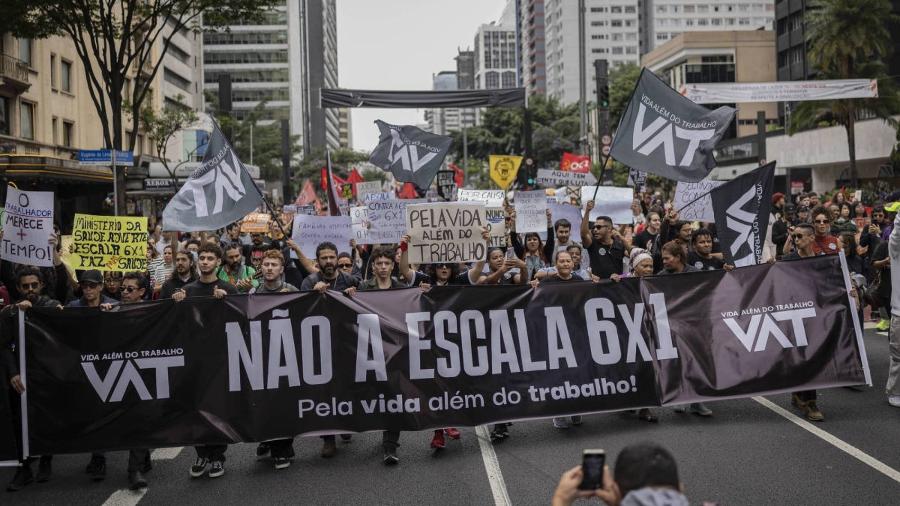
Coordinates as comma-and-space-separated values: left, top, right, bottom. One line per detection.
151, 447, 183, 460
752, 396, 900, 483
101, 488, 147, 506
476, 425, 513, 506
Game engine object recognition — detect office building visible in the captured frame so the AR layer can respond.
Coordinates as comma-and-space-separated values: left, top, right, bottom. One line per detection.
644, 1, 776, 52
519, 0, 547, 96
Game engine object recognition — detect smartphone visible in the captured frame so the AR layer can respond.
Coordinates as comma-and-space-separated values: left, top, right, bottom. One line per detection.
505, 248, 516, 260
578, 449, 606, 490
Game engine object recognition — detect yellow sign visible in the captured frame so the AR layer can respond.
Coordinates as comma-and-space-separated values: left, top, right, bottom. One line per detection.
489, 155, 523, 190
70, 214, 149, 272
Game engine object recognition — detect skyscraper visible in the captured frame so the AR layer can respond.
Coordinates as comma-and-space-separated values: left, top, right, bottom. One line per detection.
519, 0, 547, 96
474, 22, 518, 90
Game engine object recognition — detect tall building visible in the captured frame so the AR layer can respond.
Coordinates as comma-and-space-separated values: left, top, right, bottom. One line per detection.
643, 1, 776, 51
424, 71, 475, 135
203, 0, 339, 157
455, 49, 475, 90
337, 107, 352, 149
161, 23, 204, 111
474, 22, 518, 90
519, 0, 547, 96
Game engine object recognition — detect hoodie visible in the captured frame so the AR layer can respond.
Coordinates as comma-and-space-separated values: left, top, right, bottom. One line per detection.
889, 213, 900, 317
621, 488, 690, 506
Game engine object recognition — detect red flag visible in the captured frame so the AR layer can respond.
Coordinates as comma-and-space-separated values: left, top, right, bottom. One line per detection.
325, 151, 346, 216
320, 166, 347, 191
346, 168, 364, 184
449, 162, 465, 187
398, 182, 419, 199
296, 179, 318, 206
560, 152, 591, 173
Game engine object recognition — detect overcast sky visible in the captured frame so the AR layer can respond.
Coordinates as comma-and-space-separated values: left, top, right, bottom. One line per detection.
337, 0, 507, 151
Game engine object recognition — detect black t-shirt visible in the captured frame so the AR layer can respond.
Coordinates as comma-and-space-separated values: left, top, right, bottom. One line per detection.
586, 239, 626, 279
543, 273, 584, 283
183, 278, 238, 297
299, 271, 357, 292
687, 252, 725, 271
160, 275, 195, 299
634, 230, 658, 252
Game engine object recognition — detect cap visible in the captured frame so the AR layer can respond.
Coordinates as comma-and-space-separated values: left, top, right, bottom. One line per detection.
79, 270, 103, 284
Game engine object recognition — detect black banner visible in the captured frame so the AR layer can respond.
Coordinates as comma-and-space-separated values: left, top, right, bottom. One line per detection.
20, 256, 866, 455
0, 381, 17, 462
320, 88, 526, 108
712, 162, 775, 267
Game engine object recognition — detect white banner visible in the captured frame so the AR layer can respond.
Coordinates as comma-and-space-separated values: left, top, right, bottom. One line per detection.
457, 189, 504, 208
485, 207, 507, 248
674, 179, 725, 222
581, 186, 634, 224
548, 202, 583, 239
2, 188, 54, 267
291, 215, 352, 260
514, 190, 547, 234
355, 181, 383, 202
405, 203, 487, 264
680, 79, 878, 104
350, 199, 423, 244
535, 169, 598, 187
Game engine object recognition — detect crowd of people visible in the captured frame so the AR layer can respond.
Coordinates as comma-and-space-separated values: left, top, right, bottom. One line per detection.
1, 186, 898, 496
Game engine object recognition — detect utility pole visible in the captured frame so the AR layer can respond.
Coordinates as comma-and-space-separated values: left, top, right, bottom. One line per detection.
217, 74, 232, 142
281, 119, 293, 204
578, 0, 587, 155
594, 59, 610, 184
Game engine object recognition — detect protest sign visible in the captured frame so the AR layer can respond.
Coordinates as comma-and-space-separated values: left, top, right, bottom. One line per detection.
291, 214, 352, 259
2, 187, 54, 267
581, 186, 634, 224
355, 181, 382, 202
351, 200, 410, 244
364, 192, 395, 202
489, 155, 522, 190
406, 202, 487, 264
436, 170, 457, 201
457, 189, 504, 208
548, 202, 583, 237
70, 214, 148, 271
485, 207, 507, 247
515, 190, 547, 233
240, 212, 271, 233
535, 169, 597, 187
674, 179, 725, 222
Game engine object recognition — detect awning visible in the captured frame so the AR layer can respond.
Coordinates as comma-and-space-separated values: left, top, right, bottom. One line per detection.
0, 155, 113, 183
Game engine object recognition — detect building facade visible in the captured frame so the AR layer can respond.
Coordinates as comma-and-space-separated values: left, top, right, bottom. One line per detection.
474, 22, 518, 90
519, 0, 547, 96
644, 1, 776, 51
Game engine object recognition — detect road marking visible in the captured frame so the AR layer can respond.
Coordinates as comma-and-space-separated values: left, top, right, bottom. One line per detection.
151, 447, 183, 460
752, 396, 900, 483
101, 488, 147, 506
475, 426, 512, 506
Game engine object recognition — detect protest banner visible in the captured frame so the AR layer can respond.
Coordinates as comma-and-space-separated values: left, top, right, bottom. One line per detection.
674, 179, 725, 222
581, 186, 634, 224
405, 202, 487, 264
457, 189, 504, 208
548, 202, 583, 237
436, 170, 457, 201
240, 212, 271, 233
18, 255, 867, 454
69, 214, 148, 272
485, 207, 507, 247
355, 181, 383, 203
515, 190, 548, 233
291, 214, 352, 259
351, 200, 410, 244
364, 192, 395, 202
1, 187, 54, 267
535, 169, 597, 187
489, 155, 523, 190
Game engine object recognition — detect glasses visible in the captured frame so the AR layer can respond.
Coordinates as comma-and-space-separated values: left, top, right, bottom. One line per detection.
20, 282, 40, 290
792, 234, 808, 240
814, 219, 830, 224
80, 282, 100, 289
436, 264, 451, 269
338, 263, 352, 269
122, 286, 140, 293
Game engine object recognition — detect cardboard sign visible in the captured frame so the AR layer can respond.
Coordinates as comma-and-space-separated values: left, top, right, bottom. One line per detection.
581, 186, 634, 224
405, 202, 487, 264
70, 214, 149, 272
355, 181, 383, 203
514, 190, 547, 234
240, 212, 271, 233
364, 192, 395, 202
2, 188, 54, 267
291, 214, 352, 260
674, 179, 725, 222
535, 169, 597, 187
485, 207, 508, 248
351, 200, 411, 244
457, 189, 504, 208
436, 170, 457, 201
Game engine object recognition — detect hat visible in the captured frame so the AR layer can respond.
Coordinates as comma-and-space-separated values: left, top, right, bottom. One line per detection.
79, 270, 103, 284
772, 192, 785, 205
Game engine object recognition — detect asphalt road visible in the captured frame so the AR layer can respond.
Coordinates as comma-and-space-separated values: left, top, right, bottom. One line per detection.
3, 327, 899, 506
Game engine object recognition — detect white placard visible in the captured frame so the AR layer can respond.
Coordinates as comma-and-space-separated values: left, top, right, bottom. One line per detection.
291, 214, 352, 260
355, 181, 383, 202
350, 199, 421, 244
457, 189, 504, 208
535, 168, 598, 187
363, 191, 394, 202
405, 202, 487, 264
548, 202, 583, 239
485, 207, 507, 248
674, 179, 725, 222
2, 188, 54, 267
515, 190, 547, 233
581, 186, 634, 224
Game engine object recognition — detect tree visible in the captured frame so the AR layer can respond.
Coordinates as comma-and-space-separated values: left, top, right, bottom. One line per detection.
609, 62, 642, 129
0, 0, 278, 211
140, 96, 198, 179
789, 0, 900, 186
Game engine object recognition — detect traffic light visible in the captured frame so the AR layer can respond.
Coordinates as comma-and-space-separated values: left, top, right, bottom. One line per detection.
594, 59, 609, 110
525, 158, 536, 186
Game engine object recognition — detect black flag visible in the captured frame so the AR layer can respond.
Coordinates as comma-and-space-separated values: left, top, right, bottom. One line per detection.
610, 69, 735, 182
711, 162, 775, 267
369, 120, 452, 189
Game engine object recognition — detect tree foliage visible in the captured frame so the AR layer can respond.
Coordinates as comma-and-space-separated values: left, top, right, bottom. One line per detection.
609, 62, 642, 129
140, 95, 198, 178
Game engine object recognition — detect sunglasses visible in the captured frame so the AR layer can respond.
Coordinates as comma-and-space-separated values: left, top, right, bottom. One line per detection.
338, 263, 352, 268
436, 264, 451, 269
19, 282, 40, 290
814, 219, 830, 224
792, 234, 808, 240
122, 286, 141, 293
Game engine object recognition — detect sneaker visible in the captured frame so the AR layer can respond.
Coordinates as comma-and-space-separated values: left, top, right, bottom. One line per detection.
804, 401, 824, 422
256, 443, 270, 460
6, 465, 33, 492
382, 448, 399, 466
552, 417, 569, 429
444, 427, 461, 439
208, 460, 225, 478
189, 457, 209, 478
790, 394, 807, 410
321, 439, 337, 458
889, 395, 900, 408
570, 416, 583, 426
637, 408, 659, 423
128, 471, 148, 491
273, 457, 291, 470
690, 403, 713, 417
673, 405, 687, 413
36, 456, 52, 483
86, 455, 106, 481
875, 319, 890, 331
430, 430, 446, 449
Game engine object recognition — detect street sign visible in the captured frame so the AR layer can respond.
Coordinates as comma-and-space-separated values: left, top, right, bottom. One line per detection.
77, 149, 134, 167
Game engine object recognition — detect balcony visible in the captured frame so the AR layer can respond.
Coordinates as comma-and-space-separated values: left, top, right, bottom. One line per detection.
0, 54, 31, 95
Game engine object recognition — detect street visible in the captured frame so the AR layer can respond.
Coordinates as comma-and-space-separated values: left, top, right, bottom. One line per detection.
3, 326, 898, 506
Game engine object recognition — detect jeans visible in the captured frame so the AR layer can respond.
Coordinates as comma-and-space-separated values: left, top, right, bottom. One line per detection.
90, 450, 149, 472
886, 316, 900, 396
382, 431, 400, 451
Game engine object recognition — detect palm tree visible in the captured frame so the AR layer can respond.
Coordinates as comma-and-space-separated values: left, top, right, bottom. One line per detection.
789, 0, 900, 187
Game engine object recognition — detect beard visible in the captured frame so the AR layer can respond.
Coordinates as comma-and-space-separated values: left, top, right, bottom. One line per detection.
320, 264, 335, 278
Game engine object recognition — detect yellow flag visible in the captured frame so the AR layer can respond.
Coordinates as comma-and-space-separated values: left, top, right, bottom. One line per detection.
489, 155, 523, 190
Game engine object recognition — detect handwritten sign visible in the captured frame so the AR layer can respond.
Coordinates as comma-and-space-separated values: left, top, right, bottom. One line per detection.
535, 169, 597, 187
457, 189, 504, 208
350, 200, 416, 244
674, 179, 725, 222
406, 202, 487, 264
514, 190, 547, 233
2, 188, 54, 267
291, 214, 352, 259
70, 214, 148, 271
363, 192, 395, 202
548, 202, 583, 240
581, 186, 634, 224
485, 207, 507, 248
240, 212, 271, 233
355, 181, 383, 202
436, 170, 457, 201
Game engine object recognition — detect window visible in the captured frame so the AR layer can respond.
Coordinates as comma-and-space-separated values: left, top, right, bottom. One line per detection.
18, 38, 32, 66
611, 6, 622, 13
684, 5, 695, 13
52, 117, 58, 144
61, 60, 72, 93
50, 54, 58, 90
611, 47, 624, 55
626, 46, 637, 55
62, 121, 74, 147
164, 68, 192, 91
20, 101, 34, 140
590, 20, 606, 26
611, 20, 622, 27
204, 50, 289, 65
0, 97, 9, 135
625, 6, 636, 13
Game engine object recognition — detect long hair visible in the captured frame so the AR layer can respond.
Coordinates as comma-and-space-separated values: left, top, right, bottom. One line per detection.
523, 232, 546, 262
